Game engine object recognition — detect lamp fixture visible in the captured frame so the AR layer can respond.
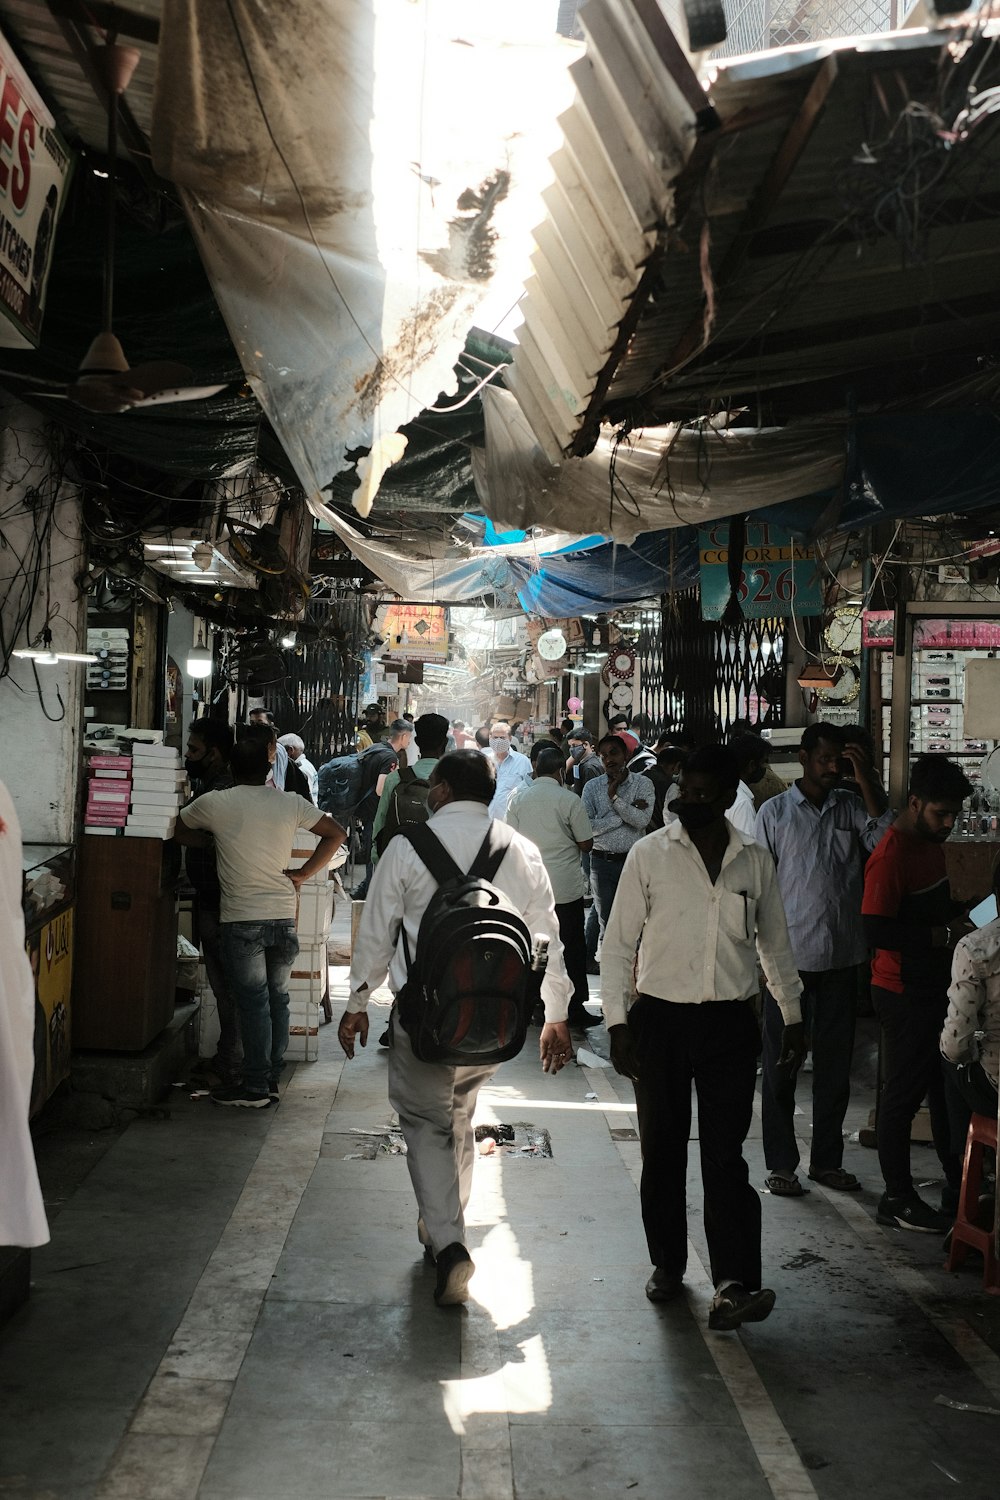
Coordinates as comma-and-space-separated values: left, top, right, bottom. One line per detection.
280, 630, 297, 649
13, 627, 97, 666
186, 627, 213, 679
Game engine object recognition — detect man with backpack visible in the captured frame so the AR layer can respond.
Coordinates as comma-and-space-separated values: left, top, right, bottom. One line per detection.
371, 712, 449, 859
318, 721, 411, 899
338, 749, 573, 1306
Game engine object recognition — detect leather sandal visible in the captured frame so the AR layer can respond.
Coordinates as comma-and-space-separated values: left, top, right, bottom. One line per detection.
764, 1172, 807, 1196
808, 1167, 861, 1191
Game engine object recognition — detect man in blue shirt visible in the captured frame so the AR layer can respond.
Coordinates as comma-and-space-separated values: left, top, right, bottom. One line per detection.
755, 722, 891, 1196
582, 733, 653, 968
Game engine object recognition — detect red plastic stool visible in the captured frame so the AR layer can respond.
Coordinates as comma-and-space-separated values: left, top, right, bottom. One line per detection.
945, 1111, 1000, 1293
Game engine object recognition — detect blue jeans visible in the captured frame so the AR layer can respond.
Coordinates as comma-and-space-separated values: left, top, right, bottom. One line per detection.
221, 920, 299, 1094
198, 906, 242, 1080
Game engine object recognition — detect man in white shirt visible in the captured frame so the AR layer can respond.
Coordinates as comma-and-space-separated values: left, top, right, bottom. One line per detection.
338, 750, 573, 1306
506, 746, 596, 1029
581, 734, 653, 967
278, 733, 319, 802
601, 745, 804, 1331
176, 738, 346, 1108
487, 721, 532, 819
727, 733, 771, 838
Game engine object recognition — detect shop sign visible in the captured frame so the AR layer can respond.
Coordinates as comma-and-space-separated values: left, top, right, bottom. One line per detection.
376, 603, 448, 662
698, 523, 824, 621
0, 26, 74, 348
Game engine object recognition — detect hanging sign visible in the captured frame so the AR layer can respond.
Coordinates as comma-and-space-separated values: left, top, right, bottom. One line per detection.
698, 522, 824, 621
375, 602, 448, 662
0, 27, 74, 348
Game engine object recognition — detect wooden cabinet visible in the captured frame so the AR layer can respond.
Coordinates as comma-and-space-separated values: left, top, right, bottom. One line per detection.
73, 837, 179, 1051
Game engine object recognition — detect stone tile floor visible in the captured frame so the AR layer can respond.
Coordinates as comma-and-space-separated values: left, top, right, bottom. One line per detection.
3, 897, 1000, 1499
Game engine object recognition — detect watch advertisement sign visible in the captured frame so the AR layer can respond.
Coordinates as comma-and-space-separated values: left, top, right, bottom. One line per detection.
0, 26, 74, 348
699, 523, 824, 621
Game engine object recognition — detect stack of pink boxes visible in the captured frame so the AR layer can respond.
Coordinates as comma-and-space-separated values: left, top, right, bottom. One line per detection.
84, 752, 132, 835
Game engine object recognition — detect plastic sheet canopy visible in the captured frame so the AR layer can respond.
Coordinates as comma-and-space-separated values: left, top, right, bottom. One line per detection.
473, 387, 847, 544
151, 0, 576, 520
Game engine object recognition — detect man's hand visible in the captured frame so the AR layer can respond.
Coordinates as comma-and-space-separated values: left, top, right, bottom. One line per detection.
284, 867, 308, 889
337, 1010, 369, 1059
633, 798, 649, 811
609, 1023, 641, 1083
840, 743, 875, 781
607, 770, 625, 798
540, 1021, 573, 1073
776, 1021, 806, 1081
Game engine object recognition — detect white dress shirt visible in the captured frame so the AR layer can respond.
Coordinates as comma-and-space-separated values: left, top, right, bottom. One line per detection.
726, 779, 758, 838
348, 800, 571, 1022
599, 820, 803, 1030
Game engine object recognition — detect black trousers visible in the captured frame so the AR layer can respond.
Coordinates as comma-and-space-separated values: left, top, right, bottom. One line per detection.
872, 985, 962, 1198
761, 967, 856, 1176
557, 899, 590, 1018
942, 1057, 998, 1157
629, 995, 763, 1289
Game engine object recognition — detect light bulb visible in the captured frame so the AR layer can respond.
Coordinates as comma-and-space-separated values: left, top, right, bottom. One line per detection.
186, 645, 213, 679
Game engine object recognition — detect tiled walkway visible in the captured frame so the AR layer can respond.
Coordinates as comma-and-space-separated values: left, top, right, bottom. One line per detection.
4, 898, 1000, 1499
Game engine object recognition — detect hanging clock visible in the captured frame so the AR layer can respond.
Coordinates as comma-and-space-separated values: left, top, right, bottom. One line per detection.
823, 607, 863, 658
610, 681, 633, 709
537, 629, 567, 662
818, 665, 860, 704
609, 647, 635, 680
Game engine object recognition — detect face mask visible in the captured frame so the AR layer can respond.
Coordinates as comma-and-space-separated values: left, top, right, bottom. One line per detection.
184, 756, 203, 779
668, 798, 719, 833
490, 737, 508, 755
570, 745, 586, 761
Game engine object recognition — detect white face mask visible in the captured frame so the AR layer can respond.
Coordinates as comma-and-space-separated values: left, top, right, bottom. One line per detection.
490, 736, 509, 756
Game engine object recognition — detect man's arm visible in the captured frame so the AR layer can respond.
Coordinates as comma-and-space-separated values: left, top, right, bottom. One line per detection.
583, 782, 619, 836
518, 855, 571, 1026
753, 857, 803, 1026
174, 801, 212, 848
841, 743, 888, 819
615, 776, 653, 830
286, 807, 346, 886
338, 843, 411, 1057
941, 939, 985, 1066
568, 795, 594, 852
371, 769, 399, 850
598, 847, 649, 1030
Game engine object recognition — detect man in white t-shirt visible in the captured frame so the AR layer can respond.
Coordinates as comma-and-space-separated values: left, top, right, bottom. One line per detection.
175, 738, 346, 1108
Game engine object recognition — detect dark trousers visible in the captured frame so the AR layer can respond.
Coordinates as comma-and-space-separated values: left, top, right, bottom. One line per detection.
197, 906, 242, 1079
629, 995, 763, 1289
872, 985, 962, 1198
761, 967, 856, 1176
557, 899, 590, 1018
942, 1058, 998, 1156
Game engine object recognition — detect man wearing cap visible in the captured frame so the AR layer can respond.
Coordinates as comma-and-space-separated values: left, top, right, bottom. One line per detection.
351, 718, 412, 900
278, 734, 319, 803
356, 703, 386, 754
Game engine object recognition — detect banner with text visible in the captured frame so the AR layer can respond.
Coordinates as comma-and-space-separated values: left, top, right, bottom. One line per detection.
0, 26, 74, 348
699, 522, 824, 621
375, 603, 449, 662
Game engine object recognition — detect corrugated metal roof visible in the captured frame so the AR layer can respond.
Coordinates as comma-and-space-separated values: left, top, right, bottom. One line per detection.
0, 0, 160, 151
510, 8, 1000, 456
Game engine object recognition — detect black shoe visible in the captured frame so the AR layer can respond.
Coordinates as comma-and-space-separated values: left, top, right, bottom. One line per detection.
645, 1268, 683, 1303
586, 960, 600, 976
941, 1184, 960, 1216
210, 1084, 270, 1110
568, 1008, 601, 1029
349, 885, 369, 901
267, 1078, 280, 1103
378, 1029, 390, 1047
876, 1192, 951, 1233
708, 1284, 776, 1331
433, 1243, 474, 1305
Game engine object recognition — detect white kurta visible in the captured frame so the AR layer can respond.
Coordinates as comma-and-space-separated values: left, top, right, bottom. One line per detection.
0, 782, 50, 1247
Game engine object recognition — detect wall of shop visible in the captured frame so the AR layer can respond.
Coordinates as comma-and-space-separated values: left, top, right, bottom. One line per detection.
0, 398, 85, 842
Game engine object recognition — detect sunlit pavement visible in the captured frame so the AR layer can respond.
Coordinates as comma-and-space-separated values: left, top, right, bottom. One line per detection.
4, 897, 1000, 1500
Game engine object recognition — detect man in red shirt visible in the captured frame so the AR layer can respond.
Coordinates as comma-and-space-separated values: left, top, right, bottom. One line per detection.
862, 754, 973, 1233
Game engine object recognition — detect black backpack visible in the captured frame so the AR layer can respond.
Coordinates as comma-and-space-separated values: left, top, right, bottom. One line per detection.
375, 763, 431, 856
395, 822, 533, 1065
318, 744, 394, 821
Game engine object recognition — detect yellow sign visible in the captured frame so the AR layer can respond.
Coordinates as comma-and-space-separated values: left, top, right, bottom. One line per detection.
376, 603, 448, 662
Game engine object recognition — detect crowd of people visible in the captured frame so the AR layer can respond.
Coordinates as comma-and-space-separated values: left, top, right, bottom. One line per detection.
172, 702, 999, 1328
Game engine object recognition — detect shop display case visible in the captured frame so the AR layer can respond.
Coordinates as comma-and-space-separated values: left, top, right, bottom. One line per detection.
22, 842, 76, 1117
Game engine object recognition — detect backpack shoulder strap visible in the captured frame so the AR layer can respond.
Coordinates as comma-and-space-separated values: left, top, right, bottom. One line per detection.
399, 823, 465, 886
469, 821, 511, 884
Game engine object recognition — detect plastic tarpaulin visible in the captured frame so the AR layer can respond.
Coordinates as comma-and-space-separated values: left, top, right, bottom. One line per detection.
473, 386, 847, 543
152, 1, 575, 519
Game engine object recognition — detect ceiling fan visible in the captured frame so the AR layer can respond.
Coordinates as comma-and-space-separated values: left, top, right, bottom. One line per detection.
9, 43, 227, 416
